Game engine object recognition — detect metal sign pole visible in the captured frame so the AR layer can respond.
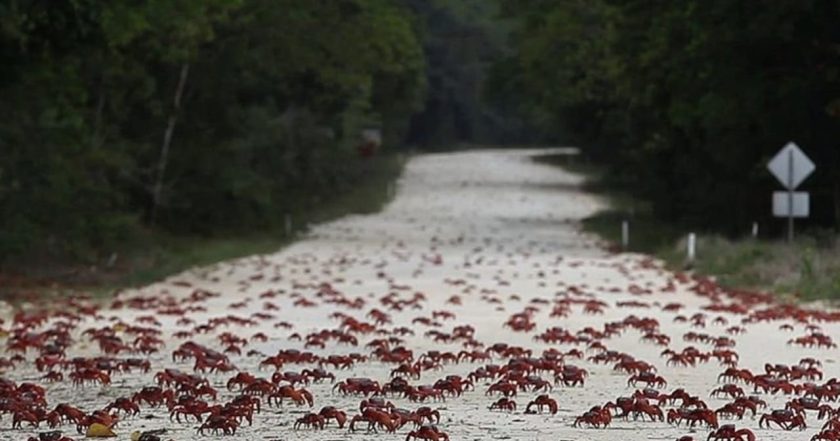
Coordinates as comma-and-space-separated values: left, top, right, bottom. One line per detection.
768, 142, 815, 241
788, 148, 794, 242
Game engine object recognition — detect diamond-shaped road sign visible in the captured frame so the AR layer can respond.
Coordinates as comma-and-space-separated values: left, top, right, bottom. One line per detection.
767, 142, 815, 189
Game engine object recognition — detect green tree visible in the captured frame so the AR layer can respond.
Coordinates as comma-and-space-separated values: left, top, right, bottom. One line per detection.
495, 0, 840, 232
0, 0, 426, 264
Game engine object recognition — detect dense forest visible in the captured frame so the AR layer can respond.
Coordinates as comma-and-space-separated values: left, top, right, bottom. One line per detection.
0, 0, 511, 264
491, 0, 840, 234
3, 0, 840, 267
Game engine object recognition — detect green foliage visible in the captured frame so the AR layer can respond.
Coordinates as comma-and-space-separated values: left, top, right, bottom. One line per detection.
400, 0, 534, 145
539, 149, 840, 301
0, 0, 425, 265
496, 0, 840, 233
684, 235, 840, 301
113, 153, 405, 290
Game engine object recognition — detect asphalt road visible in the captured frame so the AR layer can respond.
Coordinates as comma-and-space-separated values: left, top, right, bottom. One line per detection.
2, 148, 837, 441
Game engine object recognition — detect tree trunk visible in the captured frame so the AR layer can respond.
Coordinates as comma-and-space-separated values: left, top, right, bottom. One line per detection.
150, 62, 190, 224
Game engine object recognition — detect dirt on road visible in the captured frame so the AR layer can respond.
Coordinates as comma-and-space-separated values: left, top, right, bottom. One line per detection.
1, 148, 837, 441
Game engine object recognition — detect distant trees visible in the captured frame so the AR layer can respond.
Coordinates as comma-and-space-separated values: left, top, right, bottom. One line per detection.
493, 0, 840, 232
400, 0, 535, 146
11, 0, 832, 263
0, 0, 425, 261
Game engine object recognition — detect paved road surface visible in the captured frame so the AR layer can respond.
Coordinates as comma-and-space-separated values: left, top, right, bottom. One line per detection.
2, 149, 838, 441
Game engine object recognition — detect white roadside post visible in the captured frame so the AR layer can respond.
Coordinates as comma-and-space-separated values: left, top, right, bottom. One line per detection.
751, 222, 759, 238
767, 142, 815, 242
687, 233, 696, 263
621, 220, 629, 250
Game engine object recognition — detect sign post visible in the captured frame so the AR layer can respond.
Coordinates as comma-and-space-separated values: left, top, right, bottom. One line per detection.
787, 148, 793, 241
767, 142, 815, 242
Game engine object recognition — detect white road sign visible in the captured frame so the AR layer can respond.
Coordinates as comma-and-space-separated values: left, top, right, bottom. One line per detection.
773, 191, 809, 218
767, 142, 815, 189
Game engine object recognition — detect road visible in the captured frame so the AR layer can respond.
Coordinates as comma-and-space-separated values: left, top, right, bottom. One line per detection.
2, 148, 837, 441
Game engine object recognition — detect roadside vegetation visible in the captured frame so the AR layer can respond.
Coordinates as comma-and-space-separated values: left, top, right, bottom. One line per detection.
1, 154, 405, 300
105, 153, 406, 290
493, 1, 840, 234
535, 153, 840, 302
501, 1, 840, 302
0, 0, 526, 298
7, 1, 839, 302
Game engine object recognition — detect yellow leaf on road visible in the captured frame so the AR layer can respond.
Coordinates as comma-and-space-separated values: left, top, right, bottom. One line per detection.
86, 423, 117, 437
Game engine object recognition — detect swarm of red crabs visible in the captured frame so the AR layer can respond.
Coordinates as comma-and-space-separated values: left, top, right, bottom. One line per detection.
2, 254, 840, 441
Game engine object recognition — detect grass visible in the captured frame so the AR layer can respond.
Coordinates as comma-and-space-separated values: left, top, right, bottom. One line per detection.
682, 235, 840, 301
111, 234, 290, 290
533, 152, 840, 302
1, 153, 406, 301
532, 152, 684, 255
